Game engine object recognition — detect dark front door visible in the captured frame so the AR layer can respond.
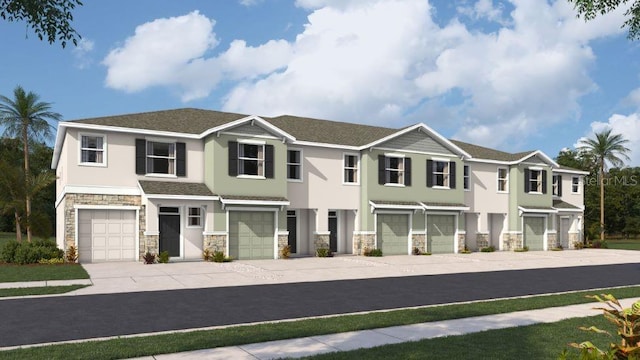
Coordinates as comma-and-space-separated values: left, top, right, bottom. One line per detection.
287, 211, 297, 253
328, 211, 338, 253
159, 211, 180, 257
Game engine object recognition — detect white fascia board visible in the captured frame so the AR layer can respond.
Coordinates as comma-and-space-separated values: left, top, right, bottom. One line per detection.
221, 199, 290, 207
420, 203, 470, 211
292, 140, 360, 151
369, 201, 423, 211
554, 207, 584, 213
200, 115, 296, 143
360, 123, 471, 159
144, 194, 219, 201
518, 206, 558, 214
64, 185, 141, 196
51, 123, 68, 169
516, 150, 559, 168
552, 168, 590, 175
57, 121, 201, 139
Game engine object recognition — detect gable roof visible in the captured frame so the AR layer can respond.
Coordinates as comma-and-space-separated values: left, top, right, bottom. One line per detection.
450, 139, 533, 162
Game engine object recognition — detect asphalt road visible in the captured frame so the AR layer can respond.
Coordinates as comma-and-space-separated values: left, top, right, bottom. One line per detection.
2, 263, 640, 347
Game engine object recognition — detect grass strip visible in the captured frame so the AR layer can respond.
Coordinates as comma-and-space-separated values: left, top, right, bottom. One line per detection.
0, 285, 638, 359
0, 285, 88, 298
0, 264, 89, 282
302, 315, 615, 360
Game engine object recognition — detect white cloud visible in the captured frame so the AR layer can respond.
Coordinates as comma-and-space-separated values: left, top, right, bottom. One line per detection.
239, 0, 262, 6
587, 113, 640, 166
72, 38, 95, 69
457, 0, 506, 24
625, 88, 640, 108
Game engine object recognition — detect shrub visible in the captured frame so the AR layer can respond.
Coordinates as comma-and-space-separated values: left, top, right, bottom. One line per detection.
142, 252, 156, 264
65, 245, 78, 263
514, 246, 529, 252
38, 258, 65, 264
422, 252, 432, 256
281, 245, 291, 259
1, 239, 63, 264
316, 248, 331, 257
480, 246, 496, 252
212, 251, 233, 263
562, 294, 640, 359
412, 247, 422, 255
203, 249, 213, 262
158, 251, 170, 263
573, 241, 585, 250
460, 246, 471, 254
364, 248, 383, 257
589, 240, 609, 249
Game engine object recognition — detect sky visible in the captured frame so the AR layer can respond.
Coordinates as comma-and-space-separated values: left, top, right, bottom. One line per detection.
1, 0, 639, 165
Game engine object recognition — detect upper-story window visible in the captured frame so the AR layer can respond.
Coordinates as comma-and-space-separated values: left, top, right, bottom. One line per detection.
572, 176, 580, 194
497, 168, 508, 192
552, 175, 562, 196
287, 149, 302, 181
378, 154, 411, 186
427, 159, 455, 189
525, 168, 547, 194
135, 139, 185, 176
228, 141, 274, 179
79, 134, 106, 166
343, 154, 359, 184
463, 165, 470, 190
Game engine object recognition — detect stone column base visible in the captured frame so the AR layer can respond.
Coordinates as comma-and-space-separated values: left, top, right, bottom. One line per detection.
568, 232, 580, 249
458, 232, 467, 252
352, 232, 376, 255
277, 232, 289, 259
547, 232, 558, 250
314, 232, 330, 255
411, 233, 426, 254
503, 232, 523, 251
476, 233, 489, 250
204, 234, 227, 256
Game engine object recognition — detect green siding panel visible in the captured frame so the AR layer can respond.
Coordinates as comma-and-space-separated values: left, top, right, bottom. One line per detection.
377, 214, 409, 255
427, 215, 455, 254
523, 217, 545, 251
229, 211, 275, 259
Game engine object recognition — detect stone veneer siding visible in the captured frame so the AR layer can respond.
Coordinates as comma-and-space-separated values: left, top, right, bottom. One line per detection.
277, 233, 289, 259
568, 232, 580, 249
476, 233, 489, 250
547, 232, 558, 250
411, 234, 426, 253
502, 232, 523, 251
314, 233, 330, 255
353, 233, 375, 255
63, 194, 145, 259
457, 232, 466, 252
204, 234, 227, 255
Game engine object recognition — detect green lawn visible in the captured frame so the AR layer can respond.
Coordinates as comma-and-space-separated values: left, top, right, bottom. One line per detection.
302, 315, 614, 360
0, 286, 637, 360
606, 238, 640, 250
0, 264, 89, 282
0, 285, 88, 298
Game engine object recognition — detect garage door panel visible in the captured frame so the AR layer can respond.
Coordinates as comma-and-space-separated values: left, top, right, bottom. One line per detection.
377, 214, 409, 255
78, 209, 137, 263
524, 217, 545, 251
428, 215, 455, 254
229, 211, 275, 260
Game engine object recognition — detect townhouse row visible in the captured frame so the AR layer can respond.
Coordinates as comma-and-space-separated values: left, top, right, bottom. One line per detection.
51, 108, 587, 262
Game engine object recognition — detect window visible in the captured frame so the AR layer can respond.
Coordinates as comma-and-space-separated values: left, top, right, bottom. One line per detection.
572, 176, 580, 193
463, 165, 470, 190
239, 143, 264, 176
188, 207, 202, 227
378, 155, 411, 186
552, 175, 559, 196
427, 159, 456, 189
80, 134, 105, 165
287, 150, 302, 181
147, 141, 175, 175
343, 154, 359, 184
524, 168, 547, 194
497, 168, 508, 192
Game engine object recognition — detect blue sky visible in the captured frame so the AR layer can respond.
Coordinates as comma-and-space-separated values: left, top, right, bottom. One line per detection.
1, 0, 639, 165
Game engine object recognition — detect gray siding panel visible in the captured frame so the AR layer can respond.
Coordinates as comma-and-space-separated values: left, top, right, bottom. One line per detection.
226, 123, 274, 137
379, 131, 454, 155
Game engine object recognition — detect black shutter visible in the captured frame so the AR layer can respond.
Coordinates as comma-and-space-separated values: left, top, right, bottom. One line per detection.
449, 161, 456, 189
265, 145, 274, 179
176, 142, 186, 177
557, 175, 562, 196
524, 169, 530, 193
378, 155, 385, 185
228, 141, 238, 176
404, 157, 412, 186
426, 160, 433, 187
542, 170, 548, 194
135, 139, 146, 175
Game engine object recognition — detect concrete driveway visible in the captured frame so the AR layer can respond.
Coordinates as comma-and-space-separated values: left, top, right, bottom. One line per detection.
74, 249, 639, 295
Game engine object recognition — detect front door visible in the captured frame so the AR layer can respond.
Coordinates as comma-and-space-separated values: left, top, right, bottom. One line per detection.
328, 210, 338, 253
159, 207, 180, 257
287, 210, 297, 253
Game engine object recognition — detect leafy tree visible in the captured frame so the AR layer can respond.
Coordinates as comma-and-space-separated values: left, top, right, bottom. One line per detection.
568, 0, 640, 40
578, 129, 631, 240
0, 0, 83, 47
0, 86, 61, 242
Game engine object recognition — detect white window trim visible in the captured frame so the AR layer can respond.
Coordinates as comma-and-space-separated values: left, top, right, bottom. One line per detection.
528, 168, 543, 194
497, 167, 509, 193
287, 148, 303, 182
432, 160, 450, 189
384, 154, 406, 186
552, 175, 560, 197
571, 176, 581, 194
78, 132, 107, 167
238, 142, 265, 177
342, 152, 360, 185
463, 165, 470, 191
146, 140, 176, 176
187, 206, 203, 228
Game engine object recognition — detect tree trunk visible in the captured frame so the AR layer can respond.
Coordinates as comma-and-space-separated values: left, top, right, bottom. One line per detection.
600, 161, 605, 241
22, 121, 32, 243
14, 211, 22, 243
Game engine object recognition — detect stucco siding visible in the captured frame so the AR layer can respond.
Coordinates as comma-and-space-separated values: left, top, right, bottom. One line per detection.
464, 162, 509, 214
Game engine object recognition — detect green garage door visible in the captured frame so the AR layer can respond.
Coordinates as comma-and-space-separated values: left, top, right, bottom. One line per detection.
524, 217, 545, 251
427, 215, 456, 254
229, 211, 275, 260
377, 214, 409, 255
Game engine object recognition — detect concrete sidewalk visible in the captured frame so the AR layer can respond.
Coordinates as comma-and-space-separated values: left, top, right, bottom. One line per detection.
124, 297, 640, 360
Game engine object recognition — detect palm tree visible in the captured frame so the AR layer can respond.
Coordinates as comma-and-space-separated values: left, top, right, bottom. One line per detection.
0, 86, 61, 242
578, 128, 631, 241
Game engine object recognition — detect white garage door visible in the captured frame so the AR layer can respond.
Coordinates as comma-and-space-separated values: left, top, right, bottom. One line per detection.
78, 210, 137, 262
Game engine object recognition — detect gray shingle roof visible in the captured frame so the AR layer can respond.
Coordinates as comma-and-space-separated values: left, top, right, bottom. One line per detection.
553, 199, 581, 210
422, 202, 469, 208
220, 195, 289, 202
138, 181, 215, 196
450, 139, 535, 162
556, 164, 589, 172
